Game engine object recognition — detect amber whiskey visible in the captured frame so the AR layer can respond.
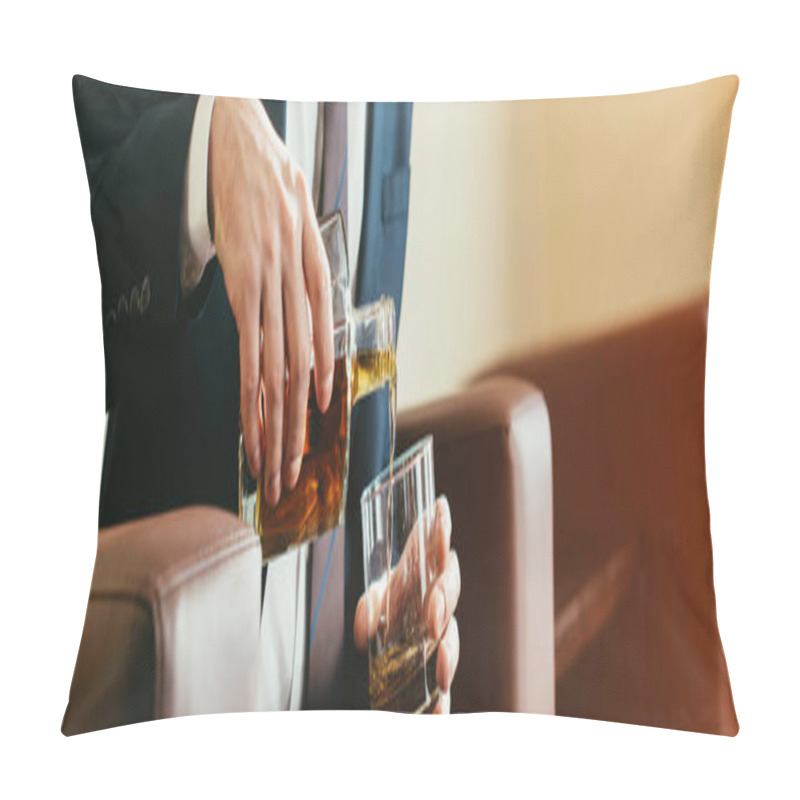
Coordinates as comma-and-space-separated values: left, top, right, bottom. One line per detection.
240, 346, 396, 562
369, 637, 440, 714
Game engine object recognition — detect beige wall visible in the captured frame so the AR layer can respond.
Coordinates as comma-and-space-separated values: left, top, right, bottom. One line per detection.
396, 77, 738, 410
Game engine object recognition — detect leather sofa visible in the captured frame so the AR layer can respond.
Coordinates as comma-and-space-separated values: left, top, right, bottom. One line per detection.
482, 297, 738, 735
62, 508, 262, 734
397, 377, 554, 714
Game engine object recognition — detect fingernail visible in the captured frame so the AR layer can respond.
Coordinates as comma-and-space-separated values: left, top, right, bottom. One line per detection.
434, 589, 445, 639
440, 497, 451, 533
286, 455, 302, 487
268, 473, 281, 506
320, 372, 333, 407
251, 443, 262, 475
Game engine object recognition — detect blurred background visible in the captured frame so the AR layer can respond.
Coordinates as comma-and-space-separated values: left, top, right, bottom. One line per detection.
398, 83, 730, 409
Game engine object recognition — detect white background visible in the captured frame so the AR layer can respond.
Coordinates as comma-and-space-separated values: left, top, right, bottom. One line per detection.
1, 1, 798, 797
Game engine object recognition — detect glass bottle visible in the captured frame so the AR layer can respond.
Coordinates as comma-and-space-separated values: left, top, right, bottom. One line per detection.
239, 212, 396, 563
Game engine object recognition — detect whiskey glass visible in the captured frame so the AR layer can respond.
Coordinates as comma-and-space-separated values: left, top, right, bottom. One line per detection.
360, 436, 441, 713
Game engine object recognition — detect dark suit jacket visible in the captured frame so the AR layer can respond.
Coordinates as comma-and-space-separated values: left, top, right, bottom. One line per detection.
72, 76, 412, 710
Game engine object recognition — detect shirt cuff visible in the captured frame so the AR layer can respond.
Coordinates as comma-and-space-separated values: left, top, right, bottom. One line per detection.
180, 94, 216, 294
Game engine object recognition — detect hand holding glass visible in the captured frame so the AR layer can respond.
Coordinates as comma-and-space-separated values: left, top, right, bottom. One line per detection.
360, 436, 445, 713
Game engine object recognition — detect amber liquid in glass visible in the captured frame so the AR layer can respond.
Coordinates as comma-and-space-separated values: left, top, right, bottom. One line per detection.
369, 638, 440, 714
250, 349, 396, 561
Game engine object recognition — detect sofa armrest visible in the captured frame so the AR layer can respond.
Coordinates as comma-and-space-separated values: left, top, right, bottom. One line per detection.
398, 377, 554, 714
482, 299, 738, 734
62, 507, 262, 735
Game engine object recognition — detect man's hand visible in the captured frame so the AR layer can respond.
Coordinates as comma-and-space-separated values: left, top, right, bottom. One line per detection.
208, 97, 334, 507
354, 496, 461, 714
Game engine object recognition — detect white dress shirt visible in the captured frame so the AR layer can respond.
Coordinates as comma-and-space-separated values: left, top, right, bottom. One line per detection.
180, 96, 367, 710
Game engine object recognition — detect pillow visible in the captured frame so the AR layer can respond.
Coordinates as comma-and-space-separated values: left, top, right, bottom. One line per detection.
64, 75, 738, 735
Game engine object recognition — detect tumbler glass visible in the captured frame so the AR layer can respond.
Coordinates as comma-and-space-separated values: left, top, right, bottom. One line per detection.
360, 436, 441, 713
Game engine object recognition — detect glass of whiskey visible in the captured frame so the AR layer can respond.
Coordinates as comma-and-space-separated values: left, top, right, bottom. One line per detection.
360, 436, 442, 713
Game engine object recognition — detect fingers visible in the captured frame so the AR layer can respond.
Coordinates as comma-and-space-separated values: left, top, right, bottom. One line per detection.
356, 495, 456, 651
433, 496, 452, 572
213, 105, 329, 503
238, 301, 263, 478
282, 232, 311, 491
301, 183, 334, 413
353, 594, 368, 651
427, 549, 461, 643
261, 261, 285, 508
436, 616, 460, 695
387, 496, 449, 616
432, 690, 451, 715
353, 574, 388, 651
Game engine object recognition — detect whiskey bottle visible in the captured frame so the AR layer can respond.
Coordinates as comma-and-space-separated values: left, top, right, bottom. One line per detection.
238, 214, 397, 562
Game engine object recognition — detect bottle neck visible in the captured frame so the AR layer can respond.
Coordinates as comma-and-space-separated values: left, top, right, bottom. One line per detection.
351, 296, 396, 404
